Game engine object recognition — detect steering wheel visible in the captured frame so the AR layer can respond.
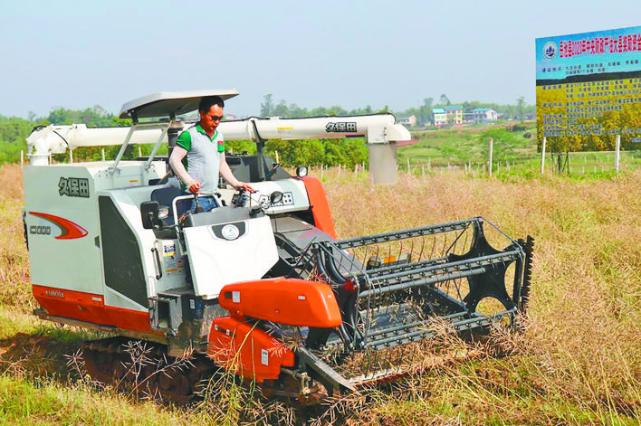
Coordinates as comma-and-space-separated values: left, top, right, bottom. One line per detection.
234, 188, 251, 208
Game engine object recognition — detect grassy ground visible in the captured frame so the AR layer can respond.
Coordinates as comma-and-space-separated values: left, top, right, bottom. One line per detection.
398, 123, 641, 180
404, 125, 537, 163
1, 162, 641, 424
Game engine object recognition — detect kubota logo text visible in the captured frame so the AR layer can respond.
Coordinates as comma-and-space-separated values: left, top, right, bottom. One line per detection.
59, 177, 90, 198
29, 212, 88, 240
326, 122, 357, 133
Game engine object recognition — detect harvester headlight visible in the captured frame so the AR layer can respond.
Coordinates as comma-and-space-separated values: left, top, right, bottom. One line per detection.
296, 166, 308, 177
270, 191, 283, 205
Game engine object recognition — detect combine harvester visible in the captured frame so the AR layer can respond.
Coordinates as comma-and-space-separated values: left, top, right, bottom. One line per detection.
23, 90, 534, 401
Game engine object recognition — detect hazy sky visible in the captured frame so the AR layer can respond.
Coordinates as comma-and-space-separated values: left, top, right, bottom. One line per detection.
0, 1, 638, 118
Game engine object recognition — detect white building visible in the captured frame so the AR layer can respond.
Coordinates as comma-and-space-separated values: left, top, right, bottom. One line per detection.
468, 108, 498, 123
432, 108, 447, 127
443, 105, 464, 125
397, 115, 417, 127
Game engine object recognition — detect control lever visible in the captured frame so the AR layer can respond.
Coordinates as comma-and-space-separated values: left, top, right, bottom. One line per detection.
235, 189, 250, 208
193, 193, 204, 213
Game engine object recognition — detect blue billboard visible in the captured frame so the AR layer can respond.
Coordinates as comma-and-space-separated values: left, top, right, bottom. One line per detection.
536, 26, 641, 82
536, 26, 641, 147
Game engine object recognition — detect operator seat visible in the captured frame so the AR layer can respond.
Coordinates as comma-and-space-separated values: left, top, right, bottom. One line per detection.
150, 186, 182, 226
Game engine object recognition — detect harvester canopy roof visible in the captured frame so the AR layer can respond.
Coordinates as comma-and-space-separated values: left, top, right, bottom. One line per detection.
119, 89, 239, 120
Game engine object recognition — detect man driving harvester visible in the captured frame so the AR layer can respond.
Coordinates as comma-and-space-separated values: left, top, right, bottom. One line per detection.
169, 96, 254, 212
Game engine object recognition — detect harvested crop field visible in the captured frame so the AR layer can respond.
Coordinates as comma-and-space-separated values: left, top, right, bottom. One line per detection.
1, 164, 640, 424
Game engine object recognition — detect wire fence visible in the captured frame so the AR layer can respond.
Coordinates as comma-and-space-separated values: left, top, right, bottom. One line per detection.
396, 145, 641, 178
306, 149, 641, 181
22, 144, 641, 179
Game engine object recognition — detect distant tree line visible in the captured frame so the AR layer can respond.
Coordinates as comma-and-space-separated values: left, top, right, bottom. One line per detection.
46, 105, 131, 127
259, 94, 536, 125
260, 94, 386, 117
0, 97, 536, 166
0, 105, 367, 167
0, 106, 131, 164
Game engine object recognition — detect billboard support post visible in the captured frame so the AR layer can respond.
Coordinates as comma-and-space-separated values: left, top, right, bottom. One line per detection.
540, 137, 547, 175
488, 138, 494, 177
615, 135, 621, 173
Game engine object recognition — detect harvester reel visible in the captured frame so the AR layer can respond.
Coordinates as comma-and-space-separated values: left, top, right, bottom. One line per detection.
294, 217, 532, 385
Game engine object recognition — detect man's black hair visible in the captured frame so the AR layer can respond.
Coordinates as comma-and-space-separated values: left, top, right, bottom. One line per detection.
198, 96, 225, 112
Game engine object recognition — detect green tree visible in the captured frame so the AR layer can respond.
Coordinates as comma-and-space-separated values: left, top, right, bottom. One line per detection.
47, 105, 126, 128
324, 141, 347, 166
419, 97, 433, 125
516, 96, 526, 122
272, 100, 289, 117
265, 139, 324, 166
260, 94, 274, 117
0, 115, 40, 164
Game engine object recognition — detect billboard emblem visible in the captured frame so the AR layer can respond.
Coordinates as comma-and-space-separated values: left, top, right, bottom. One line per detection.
543, 41, 557, 59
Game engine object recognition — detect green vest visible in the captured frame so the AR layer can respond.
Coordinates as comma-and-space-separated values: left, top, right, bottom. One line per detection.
175, 124, 225, 194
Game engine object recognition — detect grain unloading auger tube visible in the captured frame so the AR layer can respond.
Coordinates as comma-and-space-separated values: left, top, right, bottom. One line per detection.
281, 217, 534, 391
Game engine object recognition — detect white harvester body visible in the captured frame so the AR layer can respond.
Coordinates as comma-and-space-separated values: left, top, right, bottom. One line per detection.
24, 161, 165, 311
23, 160, 314, 314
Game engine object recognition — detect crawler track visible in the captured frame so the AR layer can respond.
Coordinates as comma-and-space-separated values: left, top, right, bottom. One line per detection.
82, 337, 216, 404
81, 337, 323, 404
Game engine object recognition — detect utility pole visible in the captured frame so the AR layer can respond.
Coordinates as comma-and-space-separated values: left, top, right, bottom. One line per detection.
615, 135, 621, 173
540, 137, 547, 175
488, 138, 494, 177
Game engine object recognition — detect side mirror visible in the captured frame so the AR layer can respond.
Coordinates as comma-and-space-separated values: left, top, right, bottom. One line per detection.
141, 201, 161, 229
296, 166, 308, 177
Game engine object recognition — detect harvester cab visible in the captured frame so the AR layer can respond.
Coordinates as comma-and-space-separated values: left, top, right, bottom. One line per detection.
23, 90, 533, 401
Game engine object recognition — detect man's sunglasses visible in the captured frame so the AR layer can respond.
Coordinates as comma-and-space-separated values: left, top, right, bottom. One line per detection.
208, 115, 224, 122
